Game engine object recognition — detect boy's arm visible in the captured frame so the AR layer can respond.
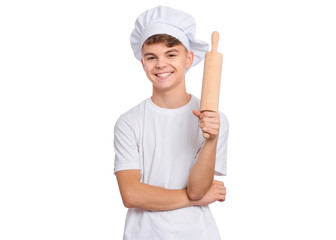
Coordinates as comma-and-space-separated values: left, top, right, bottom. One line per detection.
116, 169, 225, 211
187, 110, 220, 200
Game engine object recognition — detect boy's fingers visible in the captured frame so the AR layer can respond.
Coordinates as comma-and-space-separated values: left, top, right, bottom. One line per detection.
218, 196, 226, 202
201, 122, 220, 130
192, 110, 201, 118
200, 111, 219, 119
201, 118, 220, 124
201, 127, 218, 136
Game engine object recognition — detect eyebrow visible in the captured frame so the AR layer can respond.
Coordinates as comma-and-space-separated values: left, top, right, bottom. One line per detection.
165, 49, 179, 54
143, 49, 180, 57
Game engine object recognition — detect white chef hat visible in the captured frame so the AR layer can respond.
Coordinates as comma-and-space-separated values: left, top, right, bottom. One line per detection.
130, 6, 209, 68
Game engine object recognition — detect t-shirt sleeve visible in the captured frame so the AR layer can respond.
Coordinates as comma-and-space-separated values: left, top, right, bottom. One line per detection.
113, 116, 141, 174
214, 112, 229, 176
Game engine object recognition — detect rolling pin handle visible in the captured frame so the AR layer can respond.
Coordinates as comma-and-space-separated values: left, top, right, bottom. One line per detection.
211, 31, 219, 52
203, 132, 211, 139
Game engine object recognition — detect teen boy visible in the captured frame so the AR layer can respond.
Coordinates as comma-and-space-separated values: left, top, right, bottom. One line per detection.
114, 6, 229, 240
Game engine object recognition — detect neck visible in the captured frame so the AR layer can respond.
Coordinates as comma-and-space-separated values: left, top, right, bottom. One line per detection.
151, 85, 191, 109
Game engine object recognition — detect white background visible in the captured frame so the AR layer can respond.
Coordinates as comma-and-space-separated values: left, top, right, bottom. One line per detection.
1, 0, 335, 239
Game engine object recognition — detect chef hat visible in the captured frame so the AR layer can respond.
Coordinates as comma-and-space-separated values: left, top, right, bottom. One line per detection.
130, 6, 209, 68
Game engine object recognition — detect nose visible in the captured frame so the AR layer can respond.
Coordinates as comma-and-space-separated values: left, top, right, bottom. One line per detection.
155, 57, 167, 68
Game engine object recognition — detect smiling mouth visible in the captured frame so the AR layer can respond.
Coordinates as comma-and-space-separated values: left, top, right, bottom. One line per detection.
155, 72, 173, 78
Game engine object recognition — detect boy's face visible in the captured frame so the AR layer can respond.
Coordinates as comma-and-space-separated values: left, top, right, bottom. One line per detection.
141, 43, 194, 93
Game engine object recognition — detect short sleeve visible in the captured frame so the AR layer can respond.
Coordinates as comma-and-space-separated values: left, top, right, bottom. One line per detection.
113, 116, 141, 174
214, 112, 229, 176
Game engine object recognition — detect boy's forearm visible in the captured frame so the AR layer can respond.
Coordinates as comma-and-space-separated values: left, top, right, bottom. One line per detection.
125, 182, 198, 211
187, 138, 218, 200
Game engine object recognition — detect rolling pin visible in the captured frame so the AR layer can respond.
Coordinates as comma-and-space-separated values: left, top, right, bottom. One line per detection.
200, 31, 223, 139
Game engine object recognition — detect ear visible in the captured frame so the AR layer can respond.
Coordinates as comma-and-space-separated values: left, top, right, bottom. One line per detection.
185, 51, 194, 69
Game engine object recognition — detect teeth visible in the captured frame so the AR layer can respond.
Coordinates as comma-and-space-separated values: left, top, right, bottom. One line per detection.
156, 72, 171, 77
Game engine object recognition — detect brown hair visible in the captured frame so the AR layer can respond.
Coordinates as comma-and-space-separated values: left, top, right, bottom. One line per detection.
142, 34, 186, 50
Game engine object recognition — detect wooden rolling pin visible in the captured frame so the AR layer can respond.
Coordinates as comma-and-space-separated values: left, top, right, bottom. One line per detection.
200, 31, 223, 139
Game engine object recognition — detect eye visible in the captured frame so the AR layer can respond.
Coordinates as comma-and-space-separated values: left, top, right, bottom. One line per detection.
168, 54, 176, 58
146, 56, 156, 61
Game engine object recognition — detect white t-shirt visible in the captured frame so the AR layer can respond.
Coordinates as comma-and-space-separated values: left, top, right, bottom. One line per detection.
114, 95, 229, 240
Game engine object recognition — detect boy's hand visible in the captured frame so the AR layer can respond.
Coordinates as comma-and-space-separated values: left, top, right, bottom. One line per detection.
193, 110, 220, 141
195, 180, 226, 206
